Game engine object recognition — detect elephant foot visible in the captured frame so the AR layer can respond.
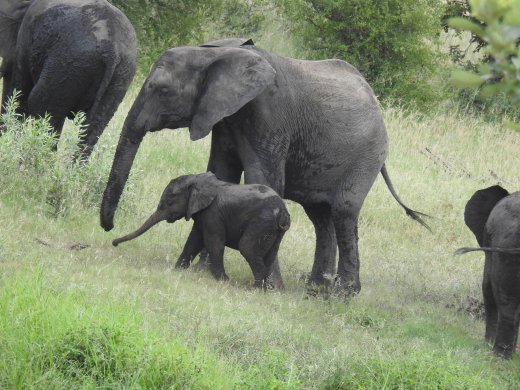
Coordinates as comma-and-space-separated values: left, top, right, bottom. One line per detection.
212, 271, 229, 282
175, 256, 192, 269
254, 279, 274, 291
333, 274, 361, 297
306, 275, 327, 298
193, 250, 211, 272
266, 272, 285, 290
493, 343, 514, 359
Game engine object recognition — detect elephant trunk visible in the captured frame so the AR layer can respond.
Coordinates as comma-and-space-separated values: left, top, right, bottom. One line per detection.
100, 94, 146, 231
112, 210, 166, 246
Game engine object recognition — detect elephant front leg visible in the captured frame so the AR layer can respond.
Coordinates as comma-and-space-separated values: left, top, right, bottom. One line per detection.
175, 227, 204, 269
187, 130, 243, 271
204, 235, 228, 281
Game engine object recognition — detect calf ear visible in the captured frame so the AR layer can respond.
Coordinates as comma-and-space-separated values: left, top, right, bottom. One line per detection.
186, 179, 218, 220
189, 48, 275, 141
464, 185, 509, 246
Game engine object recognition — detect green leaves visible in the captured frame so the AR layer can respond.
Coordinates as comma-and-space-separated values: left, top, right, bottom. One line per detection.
448, 17, 485, 38
449, 0, 520, 111
279, 0, 443, 106
451, 70, 485, 88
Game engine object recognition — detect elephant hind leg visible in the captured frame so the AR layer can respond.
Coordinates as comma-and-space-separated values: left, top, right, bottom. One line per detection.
483, 258, 498, 344
303, 203, 337, 287
493, 312, 518, 358
331, 169, 380, 295
81, 66, 135, 159
239, 219, 282, 288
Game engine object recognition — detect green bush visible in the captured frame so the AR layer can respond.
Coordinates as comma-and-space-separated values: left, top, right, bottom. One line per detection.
0, 94, 137, 217
279, 0, 445, 107
108, 0, 222, 72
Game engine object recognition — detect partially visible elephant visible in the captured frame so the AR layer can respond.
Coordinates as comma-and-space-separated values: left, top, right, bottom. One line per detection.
0, 0, 137, 158
112, 172, 291, 288
100, 38, 428, 294
456, 185, 520, 358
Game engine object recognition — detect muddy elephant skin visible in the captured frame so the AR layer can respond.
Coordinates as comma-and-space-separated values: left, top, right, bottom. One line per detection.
0, 0, 137, 158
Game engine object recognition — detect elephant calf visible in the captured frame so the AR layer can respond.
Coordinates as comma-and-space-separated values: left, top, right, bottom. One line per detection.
456, 185, 520, 358
113, 173, 290, 288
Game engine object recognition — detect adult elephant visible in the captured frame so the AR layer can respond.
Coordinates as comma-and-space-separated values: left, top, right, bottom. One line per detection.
0, 0, 137, 158
100, 38, 428, 294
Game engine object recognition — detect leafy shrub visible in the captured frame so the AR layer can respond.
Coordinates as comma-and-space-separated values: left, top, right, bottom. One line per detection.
442, 0, 486, 67
449, 0, 520, 104
0, 94, 137, 218
108, 0, 222, 72
278, 0, 445, 107
209, 0, 269, 38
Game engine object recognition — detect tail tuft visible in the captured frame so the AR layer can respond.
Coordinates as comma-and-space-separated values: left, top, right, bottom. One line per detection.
381, 164, 432, 232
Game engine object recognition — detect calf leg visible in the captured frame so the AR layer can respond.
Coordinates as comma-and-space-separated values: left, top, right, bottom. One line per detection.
175, 227, 204, 269
203, 233, 228, 281
183, 134, 242, 271
483, 259, 498, 344
239, 220, 279, 289
493, 311, 518, 358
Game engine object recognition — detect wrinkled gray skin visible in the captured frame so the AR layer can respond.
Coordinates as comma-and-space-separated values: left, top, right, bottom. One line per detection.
457, 185, 520, 359
0, 0, 136, 158
113, 173, 291, 288
101, 38, 428, 294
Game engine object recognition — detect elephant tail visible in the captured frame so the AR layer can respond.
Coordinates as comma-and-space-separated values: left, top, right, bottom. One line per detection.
89, 50, 119, 118
380, 164, 431, 232
455, 247, 520, 256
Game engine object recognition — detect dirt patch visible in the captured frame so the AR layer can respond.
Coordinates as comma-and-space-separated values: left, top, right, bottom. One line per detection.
446, 295, 485, 320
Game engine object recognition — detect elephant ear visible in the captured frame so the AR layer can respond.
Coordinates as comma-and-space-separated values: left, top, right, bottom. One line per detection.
189, 48, 275, 141
185, 173, 220, 220
464, 185, 509, 246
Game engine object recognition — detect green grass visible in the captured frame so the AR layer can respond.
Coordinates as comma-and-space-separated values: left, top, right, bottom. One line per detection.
1, 84, 520, 388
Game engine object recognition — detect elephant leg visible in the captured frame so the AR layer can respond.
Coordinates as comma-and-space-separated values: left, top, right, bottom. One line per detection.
175, 227, 204, 269
483, 258, 498, 344
239, 219, 279, 289
493, 308, 518, 359
204, 234, 228, 281
1, 70, 13, 115
332, 172, 377, 296
242, 165, 286, 289
9, 62, 33, 116
26, 68, 76, 140
303, 203, 337, 287
81, 81, 131, 160
184, 134, 243, 271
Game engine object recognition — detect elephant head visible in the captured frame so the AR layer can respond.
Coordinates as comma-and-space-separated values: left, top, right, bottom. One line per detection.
0, 0, 31, 61
100, 44, 275, 231
464, 185, 509, 246
112, 172, 220, 246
